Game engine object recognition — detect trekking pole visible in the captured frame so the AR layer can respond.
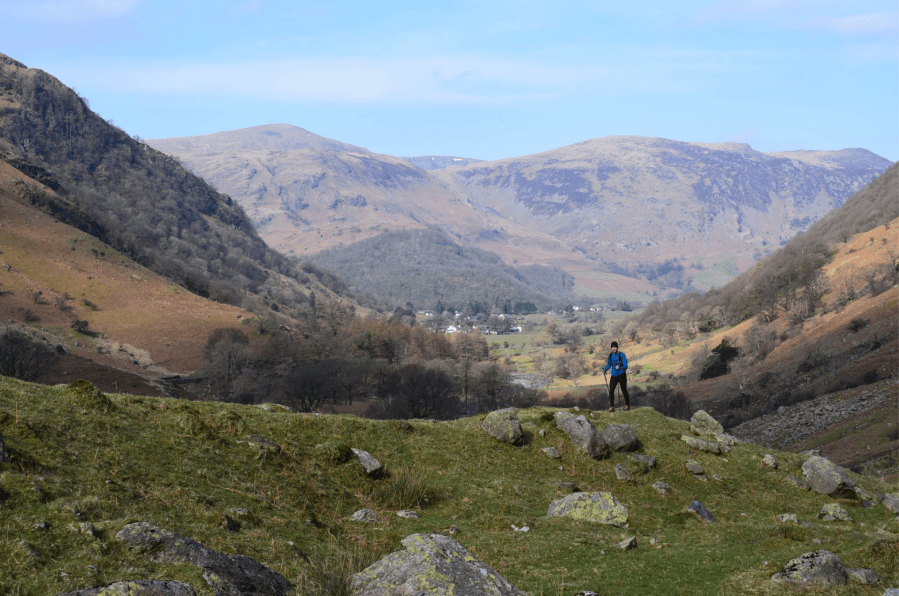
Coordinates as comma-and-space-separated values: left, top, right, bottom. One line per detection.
603, 369, 614, 409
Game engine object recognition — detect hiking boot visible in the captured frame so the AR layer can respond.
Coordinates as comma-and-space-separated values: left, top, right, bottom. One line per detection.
623, 405, 630, 411
608, 407, 615, 412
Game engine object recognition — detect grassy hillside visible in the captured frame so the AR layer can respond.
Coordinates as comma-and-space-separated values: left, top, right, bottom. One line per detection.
0, 377, 895, 595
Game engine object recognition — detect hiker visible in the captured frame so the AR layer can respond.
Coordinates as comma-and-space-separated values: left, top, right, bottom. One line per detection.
604, 341, 630, 412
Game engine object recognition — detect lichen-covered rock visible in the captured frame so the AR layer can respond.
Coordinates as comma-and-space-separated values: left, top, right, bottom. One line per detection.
681, 435, 727, 454
818, 503, 852, 522
351, 448, 383, 477
714, 432, 740, 446
762, 454, 779, 469
350, 533, 525, 596
882, 492, 899, 513
57, 580, 197, 596
777, 513, 798, 523
801, 456, 856, 498
685, 460, 705, 475
115, 522, 290, 596
771, 550, 847, 587
785, 474, 811, 491
482, 408, 525, 445
547, 491, 628, 527
602, 424, 639, 452
554, 412, 609, 459
690, 410, 723, 436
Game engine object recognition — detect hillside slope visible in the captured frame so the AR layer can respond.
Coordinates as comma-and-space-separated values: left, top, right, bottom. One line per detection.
149, 125, 890, 300
0, 379, 895, 595
0, 53, 356, 321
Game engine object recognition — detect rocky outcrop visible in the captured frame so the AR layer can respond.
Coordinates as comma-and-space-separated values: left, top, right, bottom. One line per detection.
690, 410, 724, 436
115, 522, 290, 596
482, 408, 525, 445
554, 412, 609, 459
547, 492, 629, 527
350, 533, 525, 596
681, 435, 728, 454
351, 448, 383, 477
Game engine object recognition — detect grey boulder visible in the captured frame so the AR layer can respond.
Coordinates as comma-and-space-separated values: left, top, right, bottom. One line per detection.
350, 533, 525, 596
602, 424, 639, 452
801, 456, 856, 498
554, 412, 609, 459
351, 448, 384, 477
115, 522, 290, 596
771, 550, 847, 587
690, 410, 723, 436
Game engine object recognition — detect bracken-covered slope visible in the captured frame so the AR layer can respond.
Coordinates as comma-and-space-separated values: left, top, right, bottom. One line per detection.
0, 378, 896, 596
0, 54, 357, 320
149, 125, 891, 300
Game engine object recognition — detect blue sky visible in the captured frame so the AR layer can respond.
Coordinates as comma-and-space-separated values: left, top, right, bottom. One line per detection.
1, 0, 897, 161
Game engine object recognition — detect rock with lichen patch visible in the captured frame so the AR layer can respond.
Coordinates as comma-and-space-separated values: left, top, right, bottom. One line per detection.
818, 503, 852, 522
482, 408, 525, 445
690, 410, 723, 436
350, 533, 525, 596
681, 435, 728, 454
801, 456, 856, 498
547, 491, 628, 527
602, 424, 639, 452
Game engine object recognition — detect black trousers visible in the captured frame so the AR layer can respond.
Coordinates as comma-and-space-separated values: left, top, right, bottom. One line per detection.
609, 374, 630, 407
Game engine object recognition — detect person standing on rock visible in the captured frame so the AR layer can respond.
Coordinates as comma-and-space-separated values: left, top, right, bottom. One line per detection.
604, 341, 630, 412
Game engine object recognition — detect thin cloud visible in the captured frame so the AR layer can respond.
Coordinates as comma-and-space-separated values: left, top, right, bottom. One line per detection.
1, 0, 140, 21
816, 12, 899, 34
695, 0, 898, 35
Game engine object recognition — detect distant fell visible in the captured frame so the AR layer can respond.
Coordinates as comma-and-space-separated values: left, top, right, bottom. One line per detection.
149, 122, 369, 155
401, 155, 484, 170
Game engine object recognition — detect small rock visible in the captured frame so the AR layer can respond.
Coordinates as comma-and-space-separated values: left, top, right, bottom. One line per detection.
777, 513, 798, 523
686, 501, 716, 523
881, 492, 899, 513
845, 568, 879, 584
602, 423, 639, 452
818, 503, 852, 522
614, 464, 633, 482
222, 515, 240, 532
511, 524, 529, 532
350, 509, 378, 523
628, 453, 656, 470
682, 434, 728, 454
482, 408, 525, 445
685, 460, 705, 475
542, 447, 561, 459
615, 536, 637, 550
762, 454, 779, 469
351, 448, 384, 477
538, 429, 547, 437
652, 481, 671, 495
56, 580, 198, 596
554, 481, 579, 492
33, 522, 51, 531
396, 510, 419, 519
547, 492, 629, 527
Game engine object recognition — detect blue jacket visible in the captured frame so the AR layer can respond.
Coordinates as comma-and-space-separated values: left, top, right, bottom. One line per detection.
605, 351, 628, 377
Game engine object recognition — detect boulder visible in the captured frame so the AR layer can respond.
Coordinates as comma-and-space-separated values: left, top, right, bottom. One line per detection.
771, 550, 848, 587
686, 501, 716, 523
681, 435, 728, 454
801, 456, 856, 498
115, 522, 290, 596
614, 464, 633, 482
785, 474, 811, 491
547, 491, 628, 528
542, 447, 561, 459
554, 412, 609, 459
351, 448, 384, 477
57, 581, 197, 596
350, 533, 525, 596
482, 408, 525, 445
762, 454, 779, 469
777, 514, 798, 523
881, 492, 899, 514
714, 432, 740, 446
602, 424, 639, 452
690, 410, 723, 436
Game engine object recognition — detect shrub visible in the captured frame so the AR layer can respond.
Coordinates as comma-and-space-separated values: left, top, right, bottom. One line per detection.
370, 467, 431, 510
0, 329, 57, 381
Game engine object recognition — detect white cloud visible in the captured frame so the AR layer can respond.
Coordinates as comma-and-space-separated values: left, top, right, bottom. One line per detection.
695, 0, 898, 35
1, 0, 140, 21
815, 12, 899, 34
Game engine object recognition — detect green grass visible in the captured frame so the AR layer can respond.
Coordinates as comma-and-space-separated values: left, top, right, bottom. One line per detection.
691, 256, 741, 289
0, 377, 896, 595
